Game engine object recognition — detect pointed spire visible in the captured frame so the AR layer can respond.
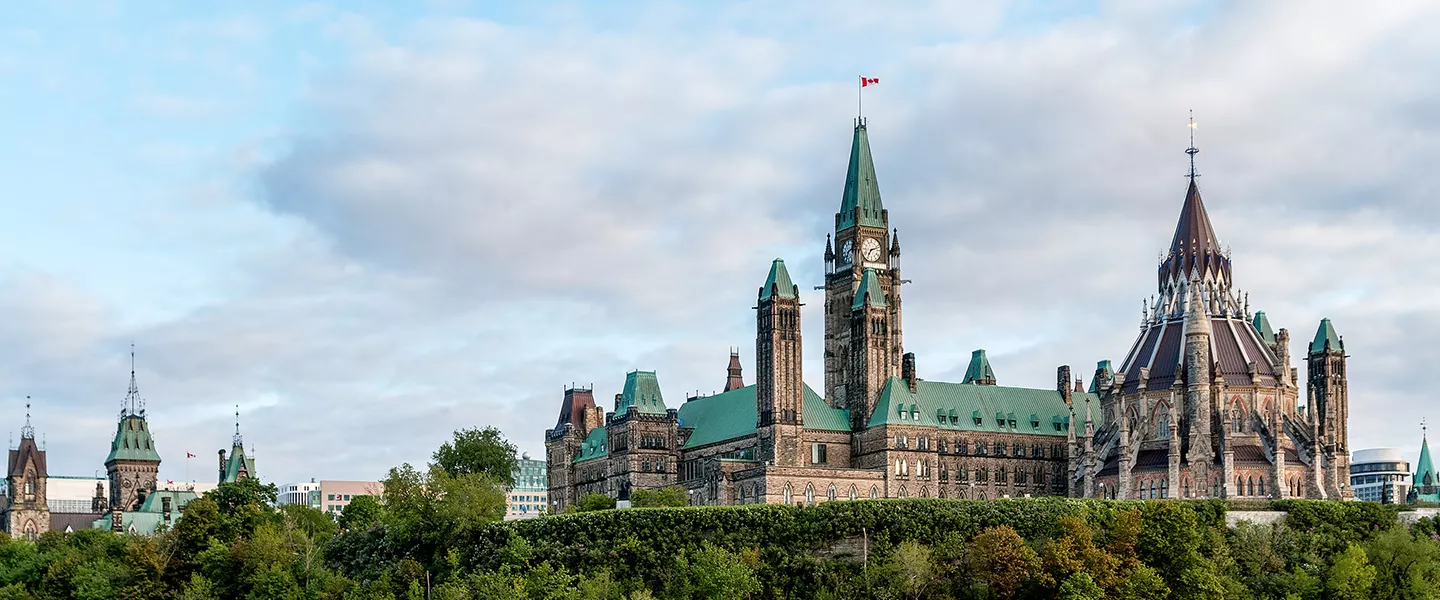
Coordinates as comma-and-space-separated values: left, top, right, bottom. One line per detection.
836, 122, 886, 232
759, 258, 798, 301
1310, 318, 1342, 354
1252, 310, 1277, 345
962, 349, 996, 385
889, 229, 900, 256
724, 350, 744, 392
124, 343, 141, 417
20, 396, 34, 440
851, 268, 888, 309
233, 405, 243, 448
824, 235, 835, 262
1418, 421, 1435, 487
1185, 285, 1212, 334
1159, 114, 1230, 291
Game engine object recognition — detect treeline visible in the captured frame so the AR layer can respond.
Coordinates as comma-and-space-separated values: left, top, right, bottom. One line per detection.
0, 428, 1438, 599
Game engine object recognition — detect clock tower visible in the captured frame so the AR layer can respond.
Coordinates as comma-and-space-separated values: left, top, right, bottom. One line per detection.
823, 120, 904, 428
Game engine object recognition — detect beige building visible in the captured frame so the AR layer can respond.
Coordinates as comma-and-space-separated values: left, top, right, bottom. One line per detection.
320, 480, 381, 515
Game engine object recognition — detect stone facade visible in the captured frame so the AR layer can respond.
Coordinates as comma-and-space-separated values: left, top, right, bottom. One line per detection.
544, 119, 1354, 509
2, 415, 49, 540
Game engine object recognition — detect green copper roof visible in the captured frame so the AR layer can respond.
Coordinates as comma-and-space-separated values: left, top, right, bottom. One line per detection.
836, 124, 886, 232
676, 384, 850, 449
868, 378, 1080, 437
92, 489, 198, 535
759, 259, 797, 301
1252, 311, 1277, 346
962, 350, 995, 384
852, 268, 887, 310
1418, 437, 1436, 488
223, 444, 256, 483
1309, 318, 1342, 354
574, 426, 608, 463
1089, 360, 1113, 393
105, 414, 162, 464
614, 370, 668, 415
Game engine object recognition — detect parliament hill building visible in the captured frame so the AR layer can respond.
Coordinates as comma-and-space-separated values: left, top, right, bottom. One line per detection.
544, 119, 1354, 510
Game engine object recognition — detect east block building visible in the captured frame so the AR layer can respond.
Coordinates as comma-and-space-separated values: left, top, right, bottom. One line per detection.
544, 119, 1354, 510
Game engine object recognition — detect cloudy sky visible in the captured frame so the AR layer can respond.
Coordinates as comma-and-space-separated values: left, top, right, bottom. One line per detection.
1, 0, 1437, 486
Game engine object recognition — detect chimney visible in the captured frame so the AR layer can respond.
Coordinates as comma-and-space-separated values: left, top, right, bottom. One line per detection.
218, 449, 227, 484
902, 352, 917, 393
110, 508, 123, 533
162, 496, 172, 522
92, 481, 107, 512
1057, 365, 1073, 405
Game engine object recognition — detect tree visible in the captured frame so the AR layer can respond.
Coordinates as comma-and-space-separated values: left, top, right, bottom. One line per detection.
966, 525, 1039, 599
1364, 526, 1440, 600
339, 495, 384, 532
892, 541, 935, 600
432, 426, 519, 486
275, 503, 338, 541
570, 493, 616, 513
1326, 543, 1376, 600
629, 486, 688, 508
205, 478, 279, 543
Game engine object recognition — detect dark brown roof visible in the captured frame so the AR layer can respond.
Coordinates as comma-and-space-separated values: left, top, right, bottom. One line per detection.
1158, 180, 1230, 287
8, 437, 45, 478
554, 388, 597, 430
1119, 315, 1280, 394
1135, 448, 1170, 469
50, 512, 102, 533
1232, 444, 1272, 465
724, 353, 744, 392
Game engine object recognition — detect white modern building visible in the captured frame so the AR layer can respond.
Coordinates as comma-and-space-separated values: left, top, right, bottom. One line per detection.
278, 480, 323, 508
506, 453, 547, 520
1351, 448, 1410, 504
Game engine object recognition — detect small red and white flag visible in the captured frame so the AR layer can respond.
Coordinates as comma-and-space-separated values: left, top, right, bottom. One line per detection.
861, 77, 879, 87
186, 452, 196, 458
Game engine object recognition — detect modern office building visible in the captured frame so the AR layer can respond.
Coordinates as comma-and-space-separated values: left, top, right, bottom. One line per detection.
506, 453, 547, 519
320, 480, 381, 515
278, 480, 323, 508
1350, 448, 1409, 504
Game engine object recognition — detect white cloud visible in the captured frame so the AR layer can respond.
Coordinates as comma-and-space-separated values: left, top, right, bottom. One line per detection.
8, 1, 1440, 484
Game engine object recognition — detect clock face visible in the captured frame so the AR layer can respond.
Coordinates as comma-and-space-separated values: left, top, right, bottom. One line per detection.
861, 237, 883, 262
840, 240, 854, 264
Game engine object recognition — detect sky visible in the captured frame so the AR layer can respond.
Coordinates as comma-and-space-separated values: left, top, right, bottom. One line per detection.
1, 0, 1438, 486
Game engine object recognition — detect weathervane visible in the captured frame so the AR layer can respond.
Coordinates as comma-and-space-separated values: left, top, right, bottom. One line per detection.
1186, 110, 1200, 180
124, 343, 140, 417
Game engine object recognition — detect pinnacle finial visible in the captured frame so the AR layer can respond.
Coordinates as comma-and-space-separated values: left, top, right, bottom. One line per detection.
233, 405, 243, 447
124, 343, 141, 417
1186, 110, 1200, 181
20, 396, 34, 440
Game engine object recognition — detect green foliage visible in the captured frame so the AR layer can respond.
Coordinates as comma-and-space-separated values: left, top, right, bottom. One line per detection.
339, 495, 384, 532
571, 493, 617, 513
1326, 543, 1376, 600
205, 478, 280, 544
432, 426, 520, 486
629, 486, 688, 508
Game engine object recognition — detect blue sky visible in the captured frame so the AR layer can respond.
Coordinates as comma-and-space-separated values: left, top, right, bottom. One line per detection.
1, 0, 1438, 486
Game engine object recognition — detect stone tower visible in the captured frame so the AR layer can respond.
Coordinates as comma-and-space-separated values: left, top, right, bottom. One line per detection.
1181, 286, 1216, 493
756, 259, 804, 466
544, 386, 603, 512
1307, 318, 1351, 498
847, 268, 895, 431
219, 408, 256, 484
4, 402, 49, 540
824, 121, 903, 417
106, 353, 161, 512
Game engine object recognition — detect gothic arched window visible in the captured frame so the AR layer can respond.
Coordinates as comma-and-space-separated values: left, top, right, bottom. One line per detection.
827, 484, 836, 502
805, 483, 815, 506
870, 486, 879, 499
1156, 411, 1170, 438
1258, 478, 1266, 497
1236, 476, 1244, 495
849, 485, 858, 501
1231, 409, 1244, 433
1161, 479, 1168, 499
783, 483, 793, 506
1247, 477, 1255, 496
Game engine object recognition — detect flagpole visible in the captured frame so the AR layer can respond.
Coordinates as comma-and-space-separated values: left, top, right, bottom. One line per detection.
858, 75, 863, 122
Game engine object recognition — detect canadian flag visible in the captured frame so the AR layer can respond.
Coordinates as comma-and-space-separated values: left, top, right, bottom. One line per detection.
186, 452, 196, 458
861, 77, 879, 87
